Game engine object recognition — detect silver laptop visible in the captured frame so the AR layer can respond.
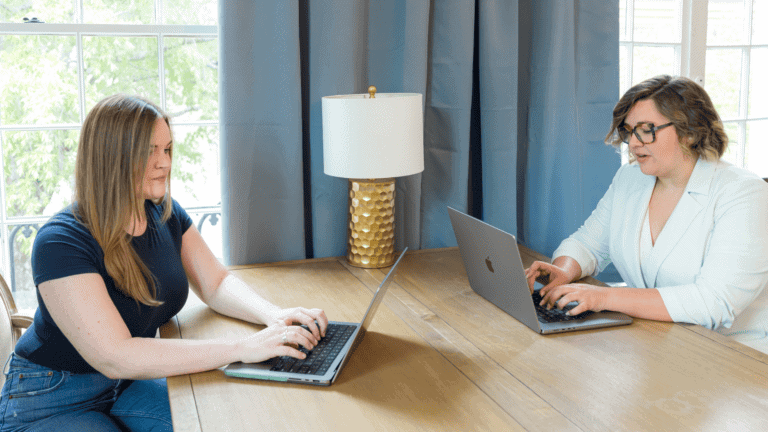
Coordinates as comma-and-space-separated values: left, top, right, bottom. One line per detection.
224, 248, 407, 385
447, 207, 632, 334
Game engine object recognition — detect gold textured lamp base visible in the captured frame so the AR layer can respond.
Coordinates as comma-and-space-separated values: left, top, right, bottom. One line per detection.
346, 178, 396, 268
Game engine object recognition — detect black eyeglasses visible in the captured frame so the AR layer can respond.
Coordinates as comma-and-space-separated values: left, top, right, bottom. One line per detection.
617, 122, 674, 144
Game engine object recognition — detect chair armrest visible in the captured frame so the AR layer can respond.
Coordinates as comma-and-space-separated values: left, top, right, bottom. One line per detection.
11, 313, 33, 329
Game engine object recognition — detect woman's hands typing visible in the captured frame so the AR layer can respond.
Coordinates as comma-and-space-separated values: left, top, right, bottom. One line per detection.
525, 261, 573, 294
235, 306, 330, 364
525, 257, 610, 315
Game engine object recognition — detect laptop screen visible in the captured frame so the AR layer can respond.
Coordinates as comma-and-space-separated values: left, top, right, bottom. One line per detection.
349, 247, 407, 354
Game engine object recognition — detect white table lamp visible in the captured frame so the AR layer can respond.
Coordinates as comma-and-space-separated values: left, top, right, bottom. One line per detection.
322, 86, 424, 268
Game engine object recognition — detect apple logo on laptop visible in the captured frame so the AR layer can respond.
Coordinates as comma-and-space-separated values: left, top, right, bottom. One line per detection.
485, 256, 494, 273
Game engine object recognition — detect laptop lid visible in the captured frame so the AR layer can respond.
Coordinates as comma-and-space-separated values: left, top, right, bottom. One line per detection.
330, 247, 406, 383
447, 206, 632, 334
224, 248, 407, 385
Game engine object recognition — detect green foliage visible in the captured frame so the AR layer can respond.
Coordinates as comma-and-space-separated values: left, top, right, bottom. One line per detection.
0, 35, 79, 125
83, 35, 161, 110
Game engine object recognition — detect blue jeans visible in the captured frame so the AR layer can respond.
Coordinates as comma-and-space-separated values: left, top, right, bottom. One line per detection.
0, 353, 173, 431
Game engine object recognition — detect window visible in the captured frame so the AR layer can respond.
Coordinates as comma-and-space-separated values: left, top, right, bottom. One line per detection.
0, 1, 221, 314
619, 0, 767, 175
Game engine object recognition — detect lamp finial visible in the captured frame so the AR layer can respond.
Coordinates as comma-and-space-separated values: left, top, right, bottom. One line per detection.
368, 85, 377, 98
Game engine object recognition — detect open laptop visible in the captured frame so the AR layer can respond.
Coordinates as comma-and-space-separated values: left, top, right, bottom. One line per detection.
447, 207, 632, 334
224, 248, 407, 385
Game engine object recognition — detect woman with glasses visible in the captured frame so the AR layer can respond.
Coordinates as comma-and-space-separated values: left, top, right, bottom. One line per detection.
525, 75, 768, 354
0, 95, 328, 431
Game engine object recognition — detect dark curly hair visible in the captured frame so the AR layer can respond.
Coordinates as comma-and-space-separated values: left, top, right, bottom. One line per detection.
605, 75, 728, 163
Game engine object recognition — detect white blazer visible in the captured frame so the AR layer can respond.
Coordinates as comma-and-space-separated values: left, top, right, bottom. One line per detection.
553, 158, 768, 353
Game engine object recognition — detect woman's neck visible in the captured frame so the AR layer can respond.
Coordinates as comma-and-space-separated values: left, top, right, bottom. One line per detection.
126, 215, 147, 237
656, 156, 698, 192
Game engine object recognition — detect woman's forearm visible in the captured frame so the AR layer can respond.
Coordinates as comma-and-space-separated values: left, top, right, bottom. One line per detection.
605, 287, 673, 321
204, 273, 280, 325
551, 256, 583, 284
102, 336, 241, 380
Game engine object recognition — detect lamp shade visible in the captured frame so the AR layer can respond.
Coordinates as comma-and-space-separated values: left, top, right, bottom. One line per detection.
322, 92, 424, 179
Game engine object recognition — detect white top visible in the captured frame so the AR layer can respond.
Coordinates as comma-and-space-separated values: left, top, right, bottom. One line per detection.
639, 207, 653, 287
552, 158, 768, 354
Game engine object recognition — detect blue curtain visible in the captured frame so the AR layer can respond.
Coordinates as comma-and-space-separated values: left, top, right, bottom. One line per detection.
219, 0, 621, 281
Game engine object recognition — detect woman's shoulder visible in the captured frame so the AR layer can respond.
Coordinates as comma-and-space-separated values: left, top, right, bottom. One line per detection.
35, 205, 93, 244
32, 206, 103, 281
709, 160, 768, 197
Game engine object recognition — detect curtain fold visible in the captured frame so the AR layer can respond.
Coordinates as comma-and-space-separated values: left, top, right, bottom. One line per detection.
219, 1, 306, 265
219, 0, 621, 279
478, 0, 519, 236
420, 0, 476, 248
519, 0, 621, 280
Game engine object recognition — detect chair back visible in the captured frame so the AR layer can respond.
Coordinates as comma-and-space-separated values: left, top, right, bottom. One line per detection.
0, 274, 32, 388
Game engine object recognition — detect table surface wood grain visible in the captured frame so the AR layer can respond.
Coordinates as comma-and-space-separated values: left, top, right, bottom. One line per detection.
160, 247, 768, 432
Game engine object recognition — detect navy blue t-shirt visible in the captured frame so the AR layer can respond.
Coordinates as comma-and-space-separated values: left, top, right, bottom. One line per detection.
15, 199, 192, 374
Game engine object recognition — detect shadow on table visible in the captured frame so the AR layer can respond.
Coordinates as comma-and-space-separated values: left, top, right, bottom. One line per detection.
332, 331, 483, 419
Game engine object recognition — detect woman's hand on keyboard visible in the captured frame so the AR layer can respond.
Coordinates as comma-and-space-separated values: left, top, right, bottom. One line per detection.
525, 261, 572, 294
266, 307, 329, 339
537, 283, 610, 316
237, 323, 318, 364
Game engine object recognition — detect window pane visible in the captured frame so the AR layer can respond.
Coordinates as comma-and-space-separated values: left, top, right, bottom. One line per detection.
755, 0, 768, 44
83, 0, 154, 24
82, 36, 160, 112
0, 0, 77, 23
749, 47, 768, 119
170, 125, 220, 208
2, 130, 78, 218
620, 44, 630, 94
633, 0, 682, 43
187, 210, 222, 260
632, 45, 677, 86
164, 37, 219, 122
708, 0, 749, 45
7, 223, 40, 315
720, 121, 742, 166
705, 48, 743, 120
0, 35, 79, 125
163, 0, 217, 25
745, 120, 768, 176
620, 0, 628, 41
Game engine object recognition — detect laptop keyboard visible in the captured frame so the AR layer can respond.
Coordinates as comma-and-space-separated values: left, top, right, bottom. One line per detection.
269, 323, 357, 375
531, 291, 593, 323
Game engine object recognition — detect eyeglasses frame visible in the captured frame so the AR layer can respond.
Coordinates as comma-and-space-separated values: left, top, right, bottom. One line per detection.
618, 121, 674, 145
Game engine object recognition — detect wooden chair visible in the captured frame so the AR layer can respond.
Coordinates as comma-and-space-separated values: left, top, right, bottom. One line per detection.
0, 273, 33, 387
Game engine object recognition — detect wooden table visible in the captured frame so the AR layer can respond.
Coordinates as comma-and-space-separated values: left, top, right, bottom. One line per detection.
160, 247, 768, 431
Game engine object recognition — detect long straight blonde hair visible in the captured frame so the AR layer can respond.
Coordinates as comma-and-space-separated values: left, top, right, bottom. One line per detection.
74, 95, 173, 306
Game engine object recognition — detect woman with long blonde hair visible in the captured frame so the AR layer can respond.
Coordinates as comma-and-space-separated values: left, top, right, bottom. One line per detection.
0, 95, 328, 431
